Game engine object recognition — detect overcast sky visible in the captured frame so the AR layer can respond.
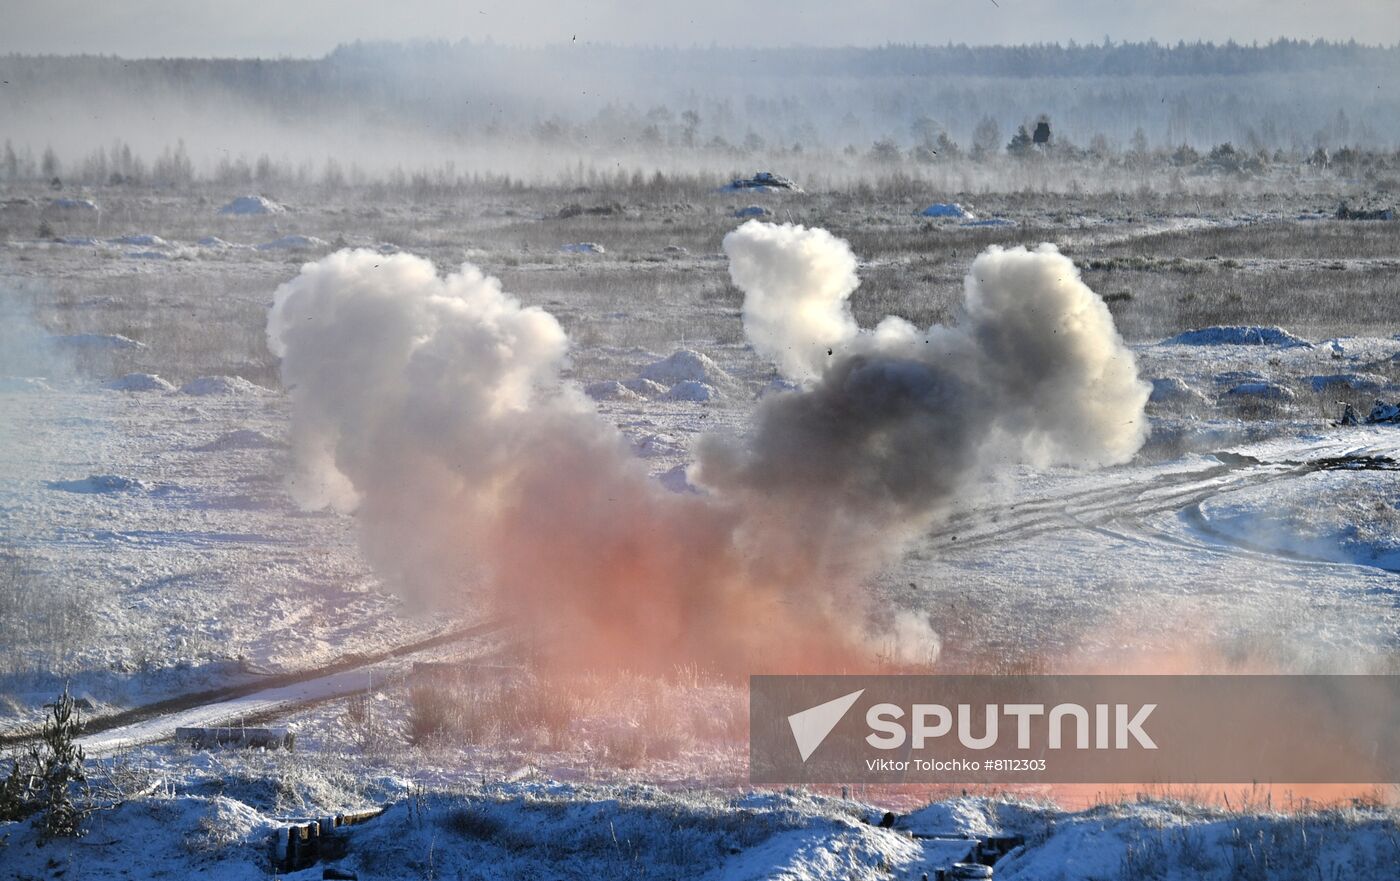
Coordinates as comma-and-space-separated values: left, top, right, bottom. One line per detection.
3, 0, 1396, 57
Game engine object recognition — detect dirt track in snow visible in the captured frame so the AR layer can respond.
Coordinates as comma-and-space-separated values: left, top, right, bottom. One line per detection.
0, 617, 508, 757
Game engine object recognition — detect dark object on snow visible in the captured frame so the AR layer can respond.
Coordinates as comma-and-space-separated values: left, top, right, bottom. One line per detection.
1336, 402, 1360, 426
723, 171, 802, 193
879, 810, 897, 827
1366, 399, 1400, 424
978, 834, 1025, 862
274, 808, 384, 873
1336, 202, 1394, 221
1310, 454, 1400, 471
558, 202, 623, 219
1032, 120, 1051, 145
920, 202, 973, 219
176, 726, 294, 751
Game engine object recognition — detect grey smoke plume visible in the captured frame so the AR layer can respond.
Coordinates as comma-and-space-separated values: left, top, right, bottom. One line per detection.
267, 225, 1148, 675
699, 223, 1149, 544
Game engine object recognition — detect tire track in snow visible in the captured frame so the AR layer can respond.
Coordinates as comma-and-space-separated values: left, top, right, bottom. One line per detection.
73, 636, 520, 758
928, 458, 1297, 554
928, 436, 1400, 559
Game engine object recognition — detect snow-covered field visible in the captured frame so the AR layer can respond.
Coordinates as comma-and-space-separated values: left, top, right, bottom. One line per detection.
6, 760, 1399, 880
3, 184, 1400, 877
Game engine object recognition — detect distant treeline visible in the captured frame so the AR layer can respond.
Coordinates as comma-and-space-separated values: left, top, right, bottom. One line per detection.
9, 37, 1389, 83
322, 37, 1400, 77
2, 39, 1399, 175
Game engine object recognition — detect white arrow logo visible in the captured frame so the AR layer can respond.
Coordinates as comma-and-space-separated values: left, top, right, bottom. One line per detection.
787, 689, 864, 762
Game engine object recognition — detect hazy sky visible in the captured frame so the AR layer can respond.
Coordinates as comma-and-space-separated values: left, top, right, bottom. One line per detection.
3, 0, 1396, 57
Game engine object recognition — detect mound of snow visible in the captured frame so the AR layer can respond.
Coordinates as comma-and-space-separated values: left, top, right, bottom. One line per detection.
1, 793, 275, 879
179, 376, 267, 396
0, 377, 52, 393
196, 236, 233, 248
584, 380, 642, 402
895, 798, 1001, 839
639, 349, 730, 386
195, 429, 281, 451
631, 432, 684, 458
57, 236, 100, 246
1148, 377, 1206, 405
49, 333, 144, 350
993, 801, 1400, 881
734, 205, 770, 218
1164, 325, 1311, 347
256, 234, 327, 251
1309, 373, 1387, 393
108, 234, 168, 247
622, 378, 669, 397
218, 195, 285, 216
104, 373, 174, 392
1224, 381, 1296, 401
125, 250, 168, 260
664, 380, 719, 402
49, 198, 98, 211
186, 795, 270, 852
1201, 471, 1400, 570
560, 241, 606, 254
919, 202, 973, 219
46, 474, 146, 493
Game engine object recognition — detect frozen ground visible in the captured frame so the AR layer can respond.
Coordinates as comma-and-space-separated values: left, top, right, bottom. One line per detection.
5, 755, 1398, 881
3, 183, 1400, 876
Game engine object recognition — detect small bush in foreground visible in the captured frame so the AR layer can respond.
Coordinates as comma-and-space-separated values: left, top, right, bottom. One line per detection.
1, 685, 89, 840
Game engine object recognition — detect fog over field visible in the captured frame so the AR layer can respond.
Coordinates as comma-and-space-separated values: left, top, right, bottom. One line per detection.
4, 6, 1400, 880
5, 40, 1400, 186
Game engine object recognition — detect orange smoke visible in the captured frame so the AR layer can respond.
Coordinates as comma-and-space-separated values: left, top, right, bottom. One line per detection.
481, 417, 909, 676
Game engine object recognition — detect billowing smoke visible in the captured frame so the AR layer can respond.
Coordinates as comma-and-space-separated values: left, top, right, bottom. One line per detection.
267, 223, 1149, 676
699, 225, 1149, 542
723, 221, 860, 382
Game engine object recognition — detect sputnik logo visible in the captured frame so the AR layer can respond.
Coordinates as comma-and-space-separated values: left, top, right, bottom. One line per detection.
787, 689, 864, 761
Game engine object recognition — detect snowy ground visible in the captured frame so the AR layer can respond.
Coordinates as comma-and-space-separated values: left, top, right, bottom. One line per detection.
5, 763, 1397, 880
3, 183, 1400, 876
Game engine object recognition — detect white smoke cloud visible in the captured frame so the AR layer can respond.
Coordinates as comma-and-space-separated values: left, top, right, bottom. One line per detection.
957, 243, 1150, 467
268, 229, 1148, 676
724, 220, 860, 382
267, 250, 579, 595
